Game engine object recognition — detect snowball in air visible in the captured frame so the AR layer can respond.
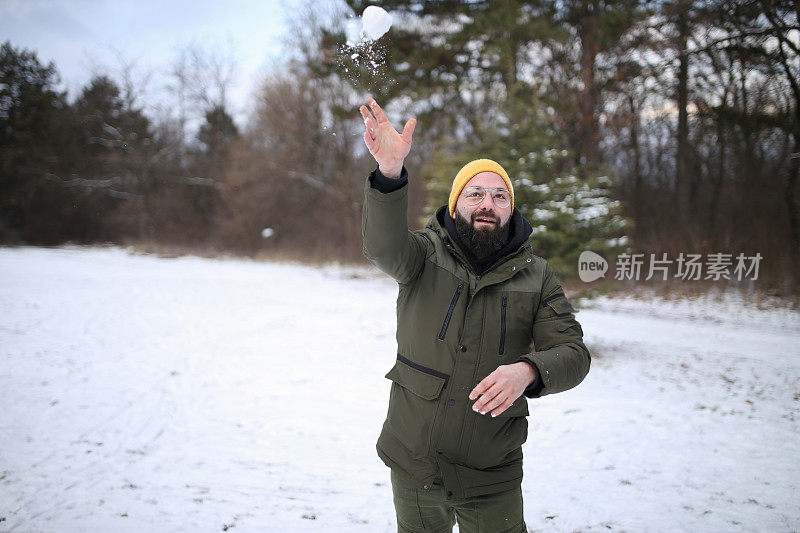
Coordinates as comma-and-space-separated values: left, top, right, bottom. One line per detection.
362, 6, 392, 40
346, 6, 392, 45
261, 228, 275, 239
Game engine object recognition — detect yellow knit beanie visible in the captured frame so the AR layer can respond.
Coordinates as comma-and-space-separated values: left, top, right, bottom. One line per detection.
448, 159, 514, 216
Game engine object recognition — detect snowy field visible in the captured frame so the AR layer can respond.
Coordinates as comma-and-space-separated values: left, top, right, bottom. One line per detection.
1, 246, 798, 532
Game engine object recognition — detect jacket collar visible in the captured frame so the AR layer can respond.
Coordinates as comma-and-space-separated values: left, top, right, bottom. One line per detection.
427, 205, 535, 277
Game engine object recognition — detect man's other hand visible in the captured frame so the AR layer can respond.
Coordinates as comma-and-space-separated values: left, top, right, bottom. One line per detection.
469, 362, 536, 417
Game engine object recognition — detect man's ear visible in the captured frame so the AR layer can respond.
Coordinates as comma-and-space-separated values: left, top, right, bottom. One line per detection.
451, 210, 456, 220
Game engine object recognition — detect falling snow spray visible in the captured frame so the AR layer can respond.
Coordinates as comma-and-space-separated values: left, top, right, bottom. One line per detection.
325, 6, 395, 138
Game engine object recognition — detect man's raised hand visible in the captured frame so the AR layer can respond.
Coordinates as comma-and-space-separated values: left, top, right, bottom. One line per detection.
359, 97, 416, 179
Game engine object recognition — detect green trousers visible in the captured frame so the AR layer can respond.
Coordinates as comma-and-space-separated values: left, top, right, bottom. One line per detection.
390, 470, 527, 533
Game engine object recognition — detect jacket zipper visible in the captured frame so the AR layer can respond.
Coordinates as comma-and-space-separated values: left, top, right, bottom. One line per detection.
438, 284, 463, 340
499, 295, 507, 355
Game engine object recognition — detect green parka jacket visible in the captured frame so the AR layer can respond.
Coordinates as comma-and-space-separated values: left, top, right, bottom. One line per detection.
362, 170, 590, 500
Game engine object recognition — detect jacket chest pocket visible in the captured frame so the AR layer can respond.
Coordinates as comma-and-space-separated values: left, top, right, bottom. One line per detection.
438, 283, 464, 340
492, 291, 535, 357
384, 356, 448, 459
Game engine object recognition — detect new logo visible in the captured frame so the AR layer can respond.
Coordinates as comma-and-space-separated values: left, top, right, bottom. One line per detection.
578, 251, 608, 282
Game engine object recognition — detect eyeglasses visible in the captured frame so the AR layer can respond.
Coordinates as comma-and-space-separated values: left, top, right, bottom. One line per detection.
462, 186, 511, 208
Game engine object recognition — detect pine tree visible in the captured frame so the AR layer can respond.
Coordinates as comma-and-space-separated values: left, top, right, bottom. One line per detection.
0, 41, 76, 243
426, 87, 626, 276
336, 1, 631, 278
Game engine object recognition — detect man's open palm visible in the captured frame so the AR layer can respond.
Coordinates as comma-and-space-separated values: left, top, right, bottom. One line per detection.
359, 98, 416, 178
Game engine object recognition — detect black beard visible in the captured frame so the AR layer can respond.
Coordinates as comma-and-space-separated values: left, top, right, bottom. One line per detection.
454, 210, 511, 258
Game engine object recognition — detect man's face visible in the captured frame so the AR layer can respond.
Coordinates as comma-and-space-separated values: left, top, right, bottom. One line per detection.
451, 172, 513, 258
452, 172, 513, 230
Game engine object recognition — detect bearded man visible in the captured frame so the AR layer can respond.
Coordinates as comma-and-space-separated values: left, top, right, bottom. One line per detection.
360, 97, 590, 533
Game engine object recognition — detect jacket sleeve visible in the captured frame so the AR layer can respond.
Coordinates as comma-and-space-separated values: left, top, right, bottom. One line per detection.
518, 262, 591, 397
362, 167, 428, 284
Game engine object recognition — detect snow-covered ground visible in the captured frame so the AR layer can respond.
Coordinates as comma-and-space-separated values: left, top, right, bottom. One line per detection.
1, 246, 798, 532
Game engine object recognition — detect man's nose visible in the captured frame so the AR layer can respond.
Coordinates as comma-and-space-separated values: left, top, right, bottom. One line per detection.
475, 205, 495, 217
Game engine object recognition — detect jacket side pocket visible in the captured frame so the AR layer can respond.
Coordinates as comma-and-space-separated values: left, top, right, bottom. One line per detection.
384, 356, 449, 458
466, 396, 529, 470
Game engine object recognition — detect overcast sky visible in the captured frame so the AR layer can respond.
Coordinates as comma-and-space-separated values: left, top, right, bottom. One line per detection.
0, 0, 324, 124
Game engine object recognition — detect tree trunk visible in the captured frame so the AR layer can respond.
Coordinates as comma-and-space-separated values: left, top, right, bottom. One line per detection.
788, 137, 800, 251
628, 94, 642, 225
675, 0, 691, 213
709, 110, 725, 231
502, 4, 520, 149
578, 0, 601, 176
